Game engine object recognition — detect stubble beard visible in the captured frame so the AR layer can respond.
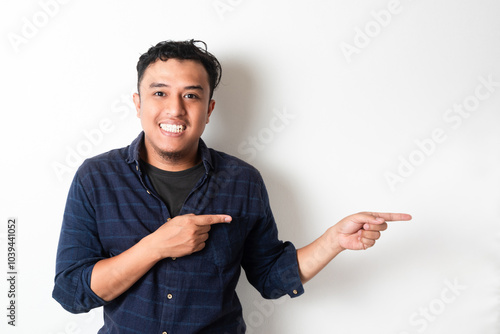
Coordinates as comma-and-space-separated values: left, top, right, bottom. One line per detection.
148, 135, 201, 167
156, 146, 184, 162
150, 140, 186, 164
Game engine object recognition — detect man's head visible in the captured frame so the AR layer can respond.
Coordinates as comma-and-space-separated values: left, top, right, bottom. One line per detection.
136, 40, 222, 99
133, 40, 221, 171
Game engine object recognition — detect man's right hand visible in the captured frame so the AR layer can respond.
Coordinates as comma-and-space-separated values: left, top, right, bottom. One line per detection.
149, 214, 232, 259
91, 213, 231, 301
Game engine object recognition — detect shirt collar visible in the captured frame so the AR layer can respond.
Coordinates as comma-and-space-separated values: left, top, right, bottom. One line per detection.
126, 132, 213, 173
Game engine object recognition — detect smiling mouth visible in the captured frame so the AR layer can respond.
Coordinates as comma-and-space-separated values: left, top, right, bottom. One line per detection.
160, 124, 186, 133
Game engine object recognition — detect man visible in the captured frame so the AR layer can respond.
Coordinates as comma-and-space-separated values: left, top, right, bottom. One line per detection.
53, 40, 411, 333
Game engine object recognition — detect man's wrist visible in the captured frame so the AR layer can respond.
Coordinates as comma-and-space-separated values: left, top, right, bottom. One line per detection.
324, 226, 346, 254
140, 233, 165, 262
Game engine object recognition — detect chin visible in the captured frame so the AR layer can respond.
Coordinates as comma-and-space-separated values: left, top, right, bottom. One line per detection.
159, 150, 184, 162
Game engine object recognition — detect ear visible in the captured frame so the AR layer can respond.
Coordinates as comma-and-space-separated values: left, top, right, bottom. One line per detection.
206, 99, 216, 124
133, 93, 141, 118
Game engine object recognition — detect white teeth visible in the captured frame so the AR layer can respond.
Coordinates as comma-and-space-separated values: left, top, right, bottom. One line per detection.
160, 124, 185, 133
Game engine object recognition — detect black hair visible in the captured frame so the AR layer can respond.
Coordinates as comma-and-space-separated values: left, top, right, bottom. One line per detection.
136, 39, 222, 99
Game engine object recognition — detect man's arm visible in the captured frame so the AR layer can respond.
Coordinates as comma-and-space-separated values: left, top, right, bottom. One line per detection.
296, 212, 412, 284
90, 214, 231, 301
53, 171, 231, 312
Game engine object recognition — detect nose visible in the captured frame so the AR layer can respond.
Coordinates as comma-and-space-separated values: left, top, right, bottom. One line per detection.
165, 95, 186, 117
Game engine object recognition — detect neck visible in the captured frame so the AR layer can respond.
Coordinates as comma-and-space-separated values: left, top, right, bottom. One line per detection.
141, 142, 200, 172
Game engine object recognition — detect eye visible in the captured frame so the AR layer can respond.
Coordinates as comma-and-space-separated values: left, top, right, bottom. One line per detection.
184, 93, 198, 99
154, 91, 165, 97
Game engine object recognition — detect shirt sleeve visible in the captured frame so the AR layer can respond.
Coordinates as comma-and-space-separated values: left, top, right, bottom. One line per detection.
52, 170, 108, 313
240, 178, 304, 300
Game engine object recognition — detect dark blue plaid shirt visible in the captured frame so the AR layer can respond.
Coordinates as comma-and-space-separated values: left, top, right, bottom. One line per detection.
53, 132, 304, 333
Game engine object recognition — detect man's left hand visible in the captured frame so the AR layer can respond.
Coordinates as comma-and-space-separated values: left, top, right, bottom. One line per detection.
333, 212, 412, 250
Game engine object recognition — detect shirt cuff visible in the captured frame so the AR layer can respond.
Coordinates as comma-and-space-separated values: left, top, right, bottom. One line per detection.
82, 263, 109, 307
274, 241, 304, 299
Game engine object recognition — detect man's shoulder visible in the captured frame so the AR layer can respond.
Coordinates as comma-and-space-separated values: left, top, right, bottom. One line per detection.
76, 145, 131, 177
208, 148, 262, 181
77, 133, 141, 173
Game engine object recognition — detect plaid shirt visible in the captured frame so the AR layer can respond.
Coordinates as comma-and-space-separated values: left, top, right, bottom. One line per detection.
53, 132, 303, 333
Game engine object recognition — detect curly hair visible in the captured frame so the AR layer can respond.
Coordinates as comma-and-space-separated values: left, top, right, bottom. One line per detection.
136, 40, 222, 99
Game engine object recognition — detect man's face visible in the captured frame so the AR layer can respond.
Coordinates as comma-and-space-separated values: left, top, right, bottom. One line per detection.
134, 59, 215, 169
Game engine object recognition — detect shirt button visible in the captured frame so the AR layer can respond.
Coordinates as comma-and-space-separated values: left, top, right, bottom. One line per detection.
162, 332, 167, 334
146, 190, 151, 195
171, 257, 176, 260
292, 290, 298, 295
167, 293, 173, 299
136, 165, 139, 171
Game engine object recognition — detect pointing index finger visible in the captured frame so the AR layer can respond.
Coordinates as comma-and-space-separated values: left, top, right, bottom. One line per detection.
367, 212, 412, 222
194, 214, 232, 226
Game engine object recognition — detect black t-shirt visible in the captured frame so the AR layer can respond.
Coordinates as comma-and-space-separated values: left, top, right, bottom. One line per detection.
140, 160, 205, 217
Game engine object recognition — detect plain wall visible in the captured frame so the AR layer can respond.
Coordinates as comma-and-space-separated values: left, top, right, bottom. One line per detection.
1, 0, 499, 333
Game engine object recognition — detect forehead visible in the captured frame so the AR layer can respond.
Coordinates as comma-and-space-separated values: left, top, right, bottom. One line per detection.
141, 59, 209, 88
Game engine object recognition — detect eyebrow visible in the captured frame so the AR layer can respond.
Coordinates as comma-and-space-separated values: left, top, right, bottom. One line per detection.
149, 82, 204, 91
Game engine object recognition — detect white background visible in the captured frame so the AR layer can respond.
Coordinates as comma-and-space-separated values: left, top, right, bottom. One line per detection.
1, 0, 499, 333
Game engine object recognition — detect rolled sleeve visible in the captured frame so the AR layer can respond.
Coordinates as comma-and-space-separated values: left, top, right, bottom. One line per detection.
52, 171, 108, 313
241, 180, 304, 300
270, 241, 304, 299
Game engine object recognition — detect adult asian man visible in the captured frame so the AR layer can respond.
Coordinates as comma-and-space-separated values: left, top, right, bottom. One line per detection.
53, 40, 411, 333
